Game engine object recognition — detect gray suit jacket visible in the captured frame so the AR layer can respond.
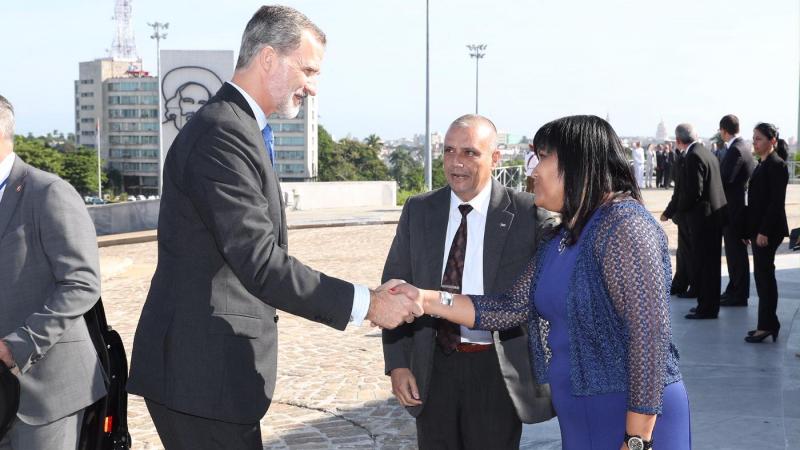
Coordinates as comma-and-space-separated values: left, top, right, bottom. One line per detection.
381, 180, 554, 424
0, 156, 106, 425
127, 83, 355, 424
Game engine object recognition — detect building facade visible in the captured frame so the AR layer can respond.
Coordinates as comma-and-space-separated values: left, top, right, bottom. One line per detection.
268, 95, 319, 181
75, 58, 160, 195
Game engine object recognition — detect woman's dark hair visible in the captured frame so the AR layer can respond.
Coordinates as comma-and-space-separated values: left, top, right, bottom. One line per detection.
532, 115, 641, 245
753, 122, 789, 161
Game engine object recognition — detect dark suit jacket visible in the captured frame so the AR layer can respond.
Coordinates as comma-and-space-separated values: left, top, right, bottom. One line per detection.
745, 151, 789, 240
663, 150, 685, 221
0, 157, 106, 425
720, 138, 755, 235
127, 83, 355, 424
678, 142, 728, 228
381, 180, 554, 424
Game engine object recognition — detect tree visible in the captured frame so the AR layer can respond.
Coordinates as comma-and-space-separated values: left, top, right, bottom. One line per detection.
62, 149, 106, 195
389, 148, 424, 191
14, 135, 63, 174
318, 125, 390, 182
364, 134, 382, 150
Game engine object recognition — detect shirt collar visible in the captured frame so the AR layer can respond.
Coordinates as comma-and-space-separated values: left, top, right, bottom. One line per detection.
449, 180, 492, 218
227, 81, 268, 130
0, 152, 16, 184
724, 135, 739, 148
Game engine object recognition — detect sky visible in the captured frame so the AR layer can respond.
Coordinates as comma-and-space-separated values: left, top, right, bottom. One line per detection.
1, 0, 799, 141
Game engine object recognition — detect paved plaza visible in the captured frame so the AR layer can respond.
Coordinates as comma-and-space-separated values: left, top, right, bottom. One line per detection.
98, 187, 800, 449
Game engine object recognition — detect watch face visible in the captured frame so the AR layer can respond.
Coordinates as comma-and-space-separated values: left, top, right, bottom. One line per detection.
627, 437, 644, 450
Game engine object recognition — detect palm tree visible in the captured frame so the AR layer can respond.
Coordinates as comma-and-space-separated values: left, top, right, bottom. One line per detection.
364, 134, 382, 150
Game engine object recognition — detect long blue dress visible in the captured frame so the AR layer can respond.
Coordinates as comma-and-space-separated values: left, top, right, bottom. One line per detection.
534, 217, 691, 449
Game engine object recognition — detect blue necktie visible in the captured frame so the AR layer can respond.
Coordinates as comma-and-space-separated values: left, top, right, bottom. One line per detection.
262, 124, 275, 164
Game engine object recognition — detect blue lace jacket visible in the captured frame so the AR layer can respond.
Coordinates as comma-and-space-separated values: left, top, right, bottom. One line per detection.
472, 199, 681, 415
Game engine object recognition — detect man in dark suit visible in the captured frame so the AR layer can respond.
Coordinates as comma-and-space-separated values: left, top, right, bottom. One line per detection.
675, 124, 728, 319
127, 7, 420, 449
717, 115, 755, 306
661, 145, 694, 297
382, 115, 554, 449
0, 95, 106, 449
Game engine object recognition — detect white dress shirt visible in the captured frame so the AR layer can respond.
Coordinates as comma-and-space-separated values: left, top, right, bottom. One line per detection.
227, 82, 371, 325
724, 135, 739, 149
0, 152, 16, 203
442, 182, 493, 344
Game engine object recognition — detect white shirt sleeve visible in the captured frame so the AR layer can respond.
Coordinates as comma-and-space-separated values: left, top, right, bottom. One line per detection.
349, 284, 371, 326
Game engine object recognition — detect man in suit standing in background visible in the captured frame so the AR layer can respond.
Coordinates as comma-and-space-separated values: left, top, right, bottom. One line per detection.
717, 114, 755, 307
127, 7, 420, 450
0, 95, 106, 450
675, 123, 728, 319
662, 142, 694, 297
382, 115, 554, 449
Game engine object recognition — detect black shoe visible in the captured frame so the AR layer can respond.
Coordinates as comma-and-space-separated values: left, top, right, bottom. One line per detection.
745, 330, 778, 343
747, 329, 758, 336
685, 312, 718, 319
720, 292, 730, 301
720, 298, 748, 307
677, 290, 698, 299
670, 287, 687, 296
689, 307, 697, 313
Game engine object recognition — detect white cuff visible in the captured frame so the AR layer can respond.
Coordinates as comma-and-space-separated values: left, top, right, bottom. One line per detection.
349, 284, 371, 326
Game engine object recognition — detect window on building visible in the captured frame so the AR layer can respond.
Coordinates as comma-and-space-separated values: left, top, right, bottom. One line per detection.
108, 81, 140, 92
276, 150, 305, 160
80, 92, 94, 98
140, 95, 159, 105
141, 122, 159, 131
81, 105, 95, 110
140, 109, 158, 118
80, 79, 95, 85
81, 118, 94, 123
275, 136, 305, 146
81, 131, 96, 136
273, 122, 304, 132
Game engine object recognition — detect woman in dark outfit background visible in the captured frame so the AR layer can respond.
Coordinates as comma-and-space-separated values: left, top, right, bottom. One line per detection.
743, 122, 789, 343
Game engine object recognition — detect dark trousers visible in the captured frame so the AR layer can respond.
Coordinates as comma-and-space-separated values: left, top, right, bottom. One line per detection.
656, 169, 663, 188
752, 237, 783, 331
690, 221, 722, 316
722, 225, 750, 302
145, 399, 262, 450
416, 346, 521, 450
672, 220, 693, 294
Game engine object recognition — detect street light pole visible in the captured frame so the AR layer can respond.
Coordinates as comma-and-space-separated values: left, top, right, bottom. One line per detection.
467, 44, 486, 114
148, 21, 168, 194
424, 0, 432, 191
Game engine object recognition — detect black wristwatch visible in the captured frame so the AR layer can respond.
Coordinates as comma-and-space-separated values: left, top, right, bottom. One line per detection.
624, 432, 653, 450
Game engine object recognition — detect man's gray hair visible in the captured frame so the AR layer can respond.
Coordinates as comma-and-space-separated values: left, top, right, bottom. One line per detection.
0, 95, 14, 142
235, 5, 326, 70
674, 123, 698, 145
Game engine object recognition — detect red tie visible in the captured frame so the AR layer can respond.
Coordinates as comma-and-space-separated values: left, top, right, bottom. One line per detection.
436, 204, 473, 353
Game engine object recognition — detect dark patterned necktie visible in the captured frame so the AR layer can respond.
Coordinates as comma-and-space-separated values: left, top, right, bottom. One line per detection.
436, 204, 473, 354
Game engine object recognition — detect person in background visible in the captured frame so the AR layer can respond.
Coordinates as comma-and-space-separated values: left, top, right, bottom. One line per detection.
525, 144, 540, 193
743, 122, 789, 343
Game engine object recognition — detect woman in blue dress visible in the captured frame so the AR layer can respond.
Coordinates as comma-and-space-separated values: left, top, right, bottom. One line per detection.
393, 115, 691, 449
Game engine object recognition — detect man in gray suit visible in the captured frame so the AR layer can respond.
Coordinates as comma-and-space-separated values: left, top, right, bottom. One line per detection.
0, 95, 106, 450
127, 7, 419, 449
382, 115, 553, 449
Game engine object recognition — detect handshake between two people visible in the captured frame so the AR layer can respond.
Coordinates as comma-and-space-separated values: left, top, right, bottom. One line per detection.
364, 280, 476, 330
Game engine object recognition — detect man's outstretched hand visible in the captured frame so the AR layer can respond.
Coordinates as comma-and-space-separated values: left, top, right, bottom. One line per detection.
366, 279, 424, 329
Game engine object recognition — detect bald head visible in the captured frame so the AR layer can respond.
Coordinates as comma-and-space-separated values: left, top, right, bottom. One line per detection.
443, 114, 501, 202
447, 114, 498, 146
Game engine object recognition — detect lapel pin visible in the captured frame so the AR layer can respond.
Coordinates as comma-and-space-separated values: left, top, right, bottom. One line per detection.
500, 223, 507, 228
16, 185, 22, 192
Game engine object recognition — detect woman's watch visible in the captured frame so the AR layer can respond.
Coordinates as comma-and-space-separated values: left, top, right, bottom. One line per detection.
624, 433, 653, 450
